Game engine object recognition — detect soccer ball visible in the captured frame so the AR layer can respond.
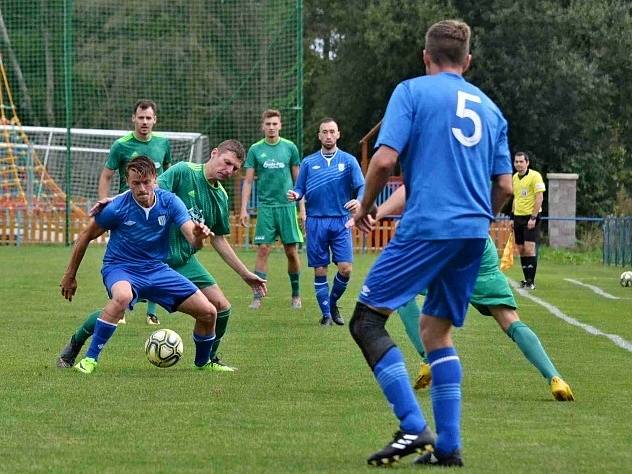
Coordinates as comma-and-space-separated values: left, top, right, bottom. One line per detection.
145, 329, 183, 368
620, 271, 632, 288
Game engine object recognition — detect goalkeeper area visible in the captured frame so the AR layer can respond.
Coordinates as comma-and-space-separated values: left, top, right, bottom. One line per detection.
0, 124, 207, 211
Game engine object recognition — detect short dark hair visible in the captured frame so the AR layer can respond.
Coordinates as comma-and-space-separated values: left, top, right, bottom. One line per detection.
318, 117, 337, 128
126, 156, 157, 178
261, 109, 281, 122
425, 20, 471, 67
133, 99, 157, 115
514, 151, 529, 162
215, 139, 246, 162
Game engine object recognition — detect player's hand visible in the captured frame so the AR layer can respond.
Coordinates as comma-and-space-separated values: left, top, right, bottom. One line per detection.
239, 209, 250, 227
527, 218, 536, 230
192, 221, 212, 238
344, 199, 360, 213
243, 271, 267, 297
287, 190, 300, 202
299, 208, 307, 232
60, 273, 77, 301
89, 197, 113, 217
352, 202, 377, 234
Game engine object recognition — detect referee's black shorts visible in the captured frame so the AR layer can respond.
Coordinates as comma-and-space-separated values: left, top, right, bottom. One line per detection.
513, 215, 540, 245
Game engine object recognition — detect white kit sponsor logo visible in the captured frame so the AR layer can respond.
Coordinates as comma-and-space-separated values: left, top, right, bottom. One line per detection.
262, 160, 285, 169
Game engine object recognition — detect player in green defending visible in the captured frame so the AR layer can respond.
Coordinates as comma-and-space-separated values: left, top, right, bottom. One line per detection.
57, 139, 267, 372
99, 99, 173, 325
376, 185, 574, 401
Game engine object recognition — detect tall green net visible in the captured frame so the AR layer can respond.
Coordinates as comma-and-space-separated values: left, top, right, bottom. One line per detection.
0, 0, 302, 241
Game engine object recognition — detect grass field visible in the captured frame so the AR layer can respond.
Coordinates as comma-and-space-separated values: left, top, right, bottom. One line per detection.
1, 245, 631, 473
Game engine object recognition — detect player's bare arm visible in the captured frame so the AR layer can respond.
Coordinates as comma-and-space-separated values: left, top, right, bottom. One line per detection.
376, 184, 405, 221
239, 168, 255, 226
210, 235, 268, 296
292, 165, 306, 228
492, 174, 513, 216
98, 168, 115, 200
60, 220, 107, 302
528, 191, 544, 229
353, 145, 397, 232
180, 220, 211, 250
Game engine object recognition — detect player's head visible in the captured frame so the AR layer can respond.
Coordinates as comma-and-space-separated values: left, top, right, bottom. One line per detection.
132, 99, 158, 140
514, 151, 530, 174
423, 20, 471, 73
318, 117, 340, 152
206, 139, 246, 181
125, 156, 157, 207
261, 109, 282, 141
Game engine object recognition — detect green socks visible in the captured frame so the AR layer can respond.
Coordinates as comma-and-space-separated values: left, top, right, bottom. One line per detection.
396, 298, 427, 362
210, 308, 231, 359
289, 272, 300, 297
146, 301, 158, 316
506, 321, 559, 381
73, 309, 101, 345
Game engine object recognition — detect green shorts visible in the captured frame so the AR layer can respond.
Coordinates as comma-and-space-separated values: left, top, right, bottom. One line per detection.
469, 237, 517, 316
254, 205, 304, 245
172, 254, 216, 289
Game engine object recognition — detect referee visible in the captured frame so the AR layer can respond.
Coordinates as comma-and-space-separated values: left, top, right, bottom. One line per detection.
511, 151, 545, 290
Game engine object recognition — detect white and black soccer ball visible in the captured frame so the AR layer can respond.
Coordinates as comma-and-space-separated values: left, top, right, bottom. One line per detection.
145, 329, 183, 368
620, 271, 632, 288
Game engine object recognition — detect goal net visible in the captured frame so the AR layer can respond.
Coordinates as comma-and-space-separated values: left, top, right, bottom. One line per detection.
0, 124, 208, 213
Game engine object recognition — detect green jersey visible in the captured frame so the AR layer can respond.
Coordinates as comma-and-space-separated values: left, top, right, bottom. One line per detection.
106, 132, 172, 192
157, 162, 231, 268
245, 138, 300, 207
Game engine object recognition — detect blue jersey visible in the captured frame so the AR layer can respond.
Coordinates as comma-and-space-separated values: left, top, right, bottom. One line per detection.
376, 72, 511, 240
293, 149, 365, 217
95, 188, 191, 267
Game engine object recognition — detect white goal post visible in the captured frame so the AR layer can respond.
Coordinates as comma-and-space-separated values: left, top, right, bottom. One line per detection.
0, 125, 209, 211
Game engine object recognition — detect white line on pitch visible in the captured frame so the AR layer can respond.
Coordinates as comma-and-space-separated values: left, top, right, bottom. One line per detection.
563, 278, 620, 300
509, 279, 632, 353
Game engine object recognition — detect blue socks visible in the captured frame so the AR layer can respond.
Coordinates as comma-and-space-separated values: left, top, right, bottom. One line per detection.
374, 346, 427, 433
314, 275, 330, 317
193, 332, 216, 367
329, 272, 349, 306
86, 318, 117, 360
428, 347, 462, 455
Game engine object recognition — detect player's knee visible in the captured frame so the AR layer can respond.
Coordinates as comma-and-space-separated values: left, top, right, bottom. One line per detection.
349, 302, 394, 369
258, 245, 272, 257
338, 264, 352, 278
110, 291, 133, 312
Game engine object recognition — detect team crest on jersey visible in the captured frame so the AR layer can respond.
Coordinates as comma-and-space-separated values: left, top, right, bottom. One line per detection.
158, 215, 167, 226
520, 189, 528, 197
338, 163, 345, 172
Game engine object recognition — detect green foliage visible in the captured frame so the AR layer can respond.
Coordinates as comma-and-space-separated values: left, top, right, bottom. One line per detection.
304, 0, 632, 216
2, 246, 632, 472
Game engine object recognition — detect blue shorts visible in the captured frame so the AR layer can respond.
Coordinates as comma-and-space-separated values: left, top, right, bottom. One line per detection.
102, 262, 198, 313
306, 216, 353, 267
359, 236, 486, 327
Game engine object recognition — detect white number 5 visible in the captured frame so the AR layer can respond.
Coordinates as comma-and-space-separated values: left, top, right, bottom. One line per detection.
451, 90, 482, 147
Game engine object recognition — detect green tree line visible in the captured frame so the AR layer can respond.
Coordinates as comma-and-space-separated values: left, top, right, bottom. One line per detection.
0, 1, 630, 215
304, 0, 632, 216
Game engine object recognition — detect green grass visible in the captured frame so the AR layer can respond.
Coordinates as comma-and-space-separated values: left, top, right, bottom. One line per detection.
1, 245, 631, 473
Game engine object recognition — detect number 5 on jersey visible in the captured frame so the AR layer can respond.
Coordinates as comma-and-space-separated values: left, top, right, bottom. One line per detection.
452, 90, 482, 147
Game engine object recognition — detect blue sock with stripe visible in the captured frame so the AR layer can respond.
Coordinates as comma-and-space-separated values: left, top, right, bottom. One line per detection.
374, 346, 427, 433
193, 332, 216, 367
428, 346, 462, 455
86, 318, 117, 361
329, 272, 349, 306
314, 275, 330, 317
